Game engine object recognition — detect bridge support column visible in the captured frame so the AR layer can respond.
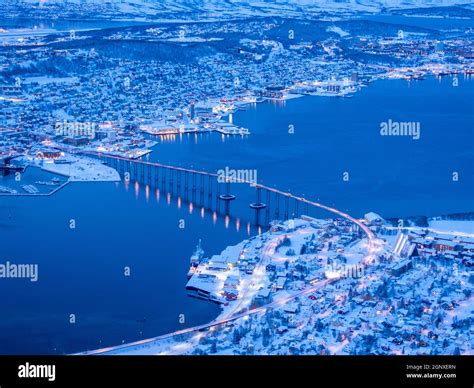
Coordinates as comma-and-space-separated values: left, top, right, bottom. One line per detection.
208, 176, 213, 209
192, 173, 197, 202
184, 171, 189, 196
265, 189, 271, 224
250, 187, 267, 226
275, 192, 280, 219
218, 180, 236, 205
199, 175, 204, 205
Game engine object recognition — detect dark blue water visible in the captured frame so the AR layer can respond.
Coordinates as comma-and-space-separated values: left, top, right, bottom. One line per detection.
0, 167, 67, 195
0, 178, 258, 354
0, 76, 472, 355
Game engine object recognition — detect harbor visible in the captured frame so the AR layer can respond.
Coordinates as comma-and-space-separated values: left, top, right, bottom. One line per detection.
0, 167, 69, 196
0, 42, 472, 355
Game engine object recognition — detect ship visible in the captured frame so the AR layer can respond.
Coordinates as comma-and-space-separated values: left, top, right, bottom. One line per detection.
36, 179, 61, 186
21, 185, 39, 194
0, 185, 18, 194
187, 239, 204, 279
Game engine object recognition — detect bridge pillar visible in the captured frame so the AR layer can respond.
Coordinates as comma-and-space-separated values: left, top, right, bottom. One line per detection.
177, 170, 181, 193
218, 180, 236, 202
250, 187, 267, 226
275, 192, 280, 219
208, 176, 213, 208
184, 171, 189, 194
216, 181, 220, 206
192, 173, 197, 203
169, 169, 174, 193
199, 175, 204, 205
265, 189, 271, 223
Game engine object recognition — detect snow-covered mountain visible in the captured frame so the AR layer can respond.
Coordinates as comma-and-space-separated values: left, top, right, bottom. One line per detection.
4, 0, 474, 20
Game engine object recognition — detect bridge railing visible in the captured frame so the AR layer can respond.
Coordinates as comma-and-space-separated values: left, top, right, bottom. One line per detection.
84, 152, 374, 240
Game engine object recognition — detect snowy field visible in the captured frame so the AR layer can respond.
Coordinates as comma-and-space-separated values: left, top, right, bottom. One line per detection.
29, 155, 121, 182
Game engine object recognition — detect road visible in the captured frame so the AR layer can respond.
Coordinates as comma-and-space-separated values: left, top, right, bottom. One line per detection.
78, 273, 338, 355
78, 231, 377, 355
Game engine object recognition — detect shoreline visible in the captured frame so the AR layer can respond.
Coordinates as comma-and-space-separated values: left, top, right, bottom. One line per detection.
78, 214, 474, 355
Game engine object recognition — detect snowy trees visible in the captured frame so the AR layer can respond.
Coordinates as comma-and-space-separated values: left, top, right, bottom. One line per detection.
262, 328, 271, 347
232, 327, 243, 345
279, 236, 291, 248
300, 244, 307, 255
313, 318, 324, 332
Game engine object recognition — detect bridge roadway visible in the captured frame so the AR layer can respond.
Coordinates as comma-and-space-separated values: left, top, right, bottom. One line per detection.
84, 152, 375, 242
76, 153, 376, 355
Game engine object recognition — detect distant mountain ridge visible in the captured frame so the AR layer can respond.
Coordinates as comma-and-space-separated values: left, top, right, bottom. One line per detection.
4, 0, 474, 20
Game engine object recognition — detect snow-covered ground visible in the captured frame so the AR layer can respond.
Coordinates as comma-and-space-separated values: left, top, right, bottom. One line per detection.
428, 220, 474, 235
78, 217, 378, 355
78, 216, 474, 356
327, 26, 350, 37
28, 154, 120, 182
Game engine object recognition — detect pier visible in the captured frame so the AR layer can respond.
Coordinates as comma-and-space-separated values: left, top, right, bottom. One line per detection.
0, 181, 69, 197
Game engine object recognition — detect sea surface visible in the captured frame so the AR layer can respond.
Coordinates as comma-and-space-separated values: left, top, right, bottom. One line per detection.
151, 76, 474, 219
0, 73, 473, 355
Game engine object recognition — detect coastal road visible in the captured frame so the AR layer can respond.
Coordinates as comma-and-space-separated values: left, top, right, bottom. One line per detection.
217, 236, 280, 322
79, 231, 378, 355
82, 152, 376, 246
78, 273, 339, 355
75, 154, 377, 355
